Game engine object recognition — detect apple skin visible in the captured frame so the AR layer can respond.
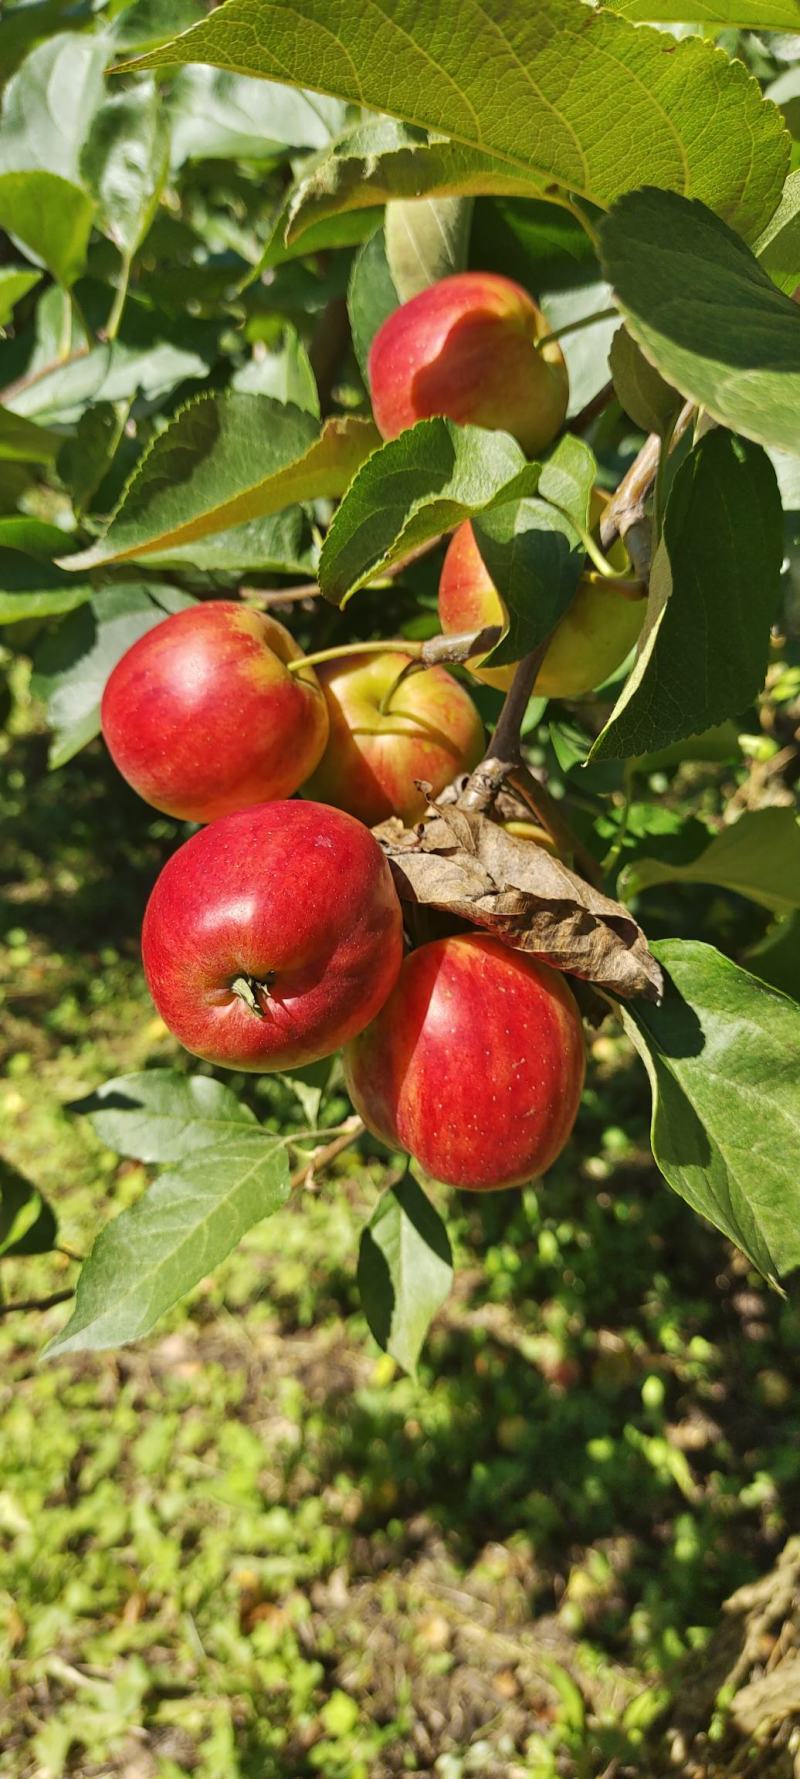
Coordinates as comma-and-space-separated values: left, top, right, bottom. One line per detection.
304, 650, 484, 827
141, 800, 404, 1072
101, 601, 329, 824
344, 932, 585, 1191
368, 272, 569, 457
438, 520, 645, 697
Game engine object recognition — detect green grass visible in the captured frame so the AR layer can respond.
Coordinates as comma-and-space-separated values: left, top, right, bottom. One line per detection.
3, 670, 800, 1778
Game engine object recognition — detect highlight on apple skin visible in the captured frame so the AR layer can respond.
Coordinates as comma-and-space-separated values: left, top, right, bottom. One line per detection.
344, 932, 585, 1191
368, 272, 569, 458
438, 519, 645, 698
141, 800, 404, 1073
101, 601, 329, 824
304, 650, 485, 827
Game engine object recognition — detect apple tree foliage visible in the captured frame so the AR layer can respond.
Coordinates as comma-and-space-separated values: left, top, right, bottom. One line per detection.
1, 0, 800, 1372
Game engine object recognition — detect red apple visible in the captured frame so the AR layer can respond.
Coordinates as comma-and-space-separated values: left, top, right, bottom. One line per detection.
101, 601, 329, 824
438, 517, 645, 697
344, 932, 584, 1191
304, 650, 484, 827
368, 272, 569, 457
142, 800, 404, 1071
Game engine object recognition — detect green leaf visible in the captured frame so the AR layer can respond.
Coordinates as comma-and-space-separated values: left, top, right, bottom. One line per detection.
0, 171, 94, 287
75, 1070, 256, 1163
470, 195, 597, 296
319, 418, 538, 606
0, 517, 71, 555
0, 265, 42, 328
0, 405, 60, 464
31, 583, 194, 766
0, 552, 93, 624
609, 326, 683, 437
385, 194, 474, 302
0, 1159, 57, 1259
755, 170, 800, 298
124, 0, 788, 242
231, 328, 319, 415
80, 79, 170, 260
473, 434, 594, 665
57, 404, 127, 515
64, 397, 380, 570
540, 281, 619, 419
623, 940, 800, 1284
604, 0, 800, 23
621, 809, 800, 915
112, 0, 206, 54
0, 31, 107, 182
45, 1132, 291, 1355
600, 188, 800, 457
348, 229, 399, 385
140, 505, 316, 575
168, 64, 346, 166
358, 1173, 453, 1376
280, 1059, 335, 1126
592, 432, 783, 760
746, 913, 800, 1003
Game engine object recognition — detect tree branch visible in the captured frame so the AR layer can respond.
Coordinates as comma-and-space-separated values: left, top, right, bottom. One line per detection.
458, 640, 550, 813
289, 1119, 364, 1191
0, 1288, 75, 1318
599, 398, 695, 554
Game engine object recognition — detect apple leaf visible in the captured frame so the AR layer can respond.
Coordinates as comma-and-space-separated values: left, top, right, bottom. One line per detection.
358, 1173, 453, 1376
473, 434, 595, 666
31, 583, 195, 767
123, 0, 787, 243
623, 941, 800, 1285
385, 194, 474, 302
375, 802, 663, 1001
0, 266, 42, 328
603, 0, 800, 25
0, 406, 60, 464
0, 170, 95, 288
348, 229, 399, 385
755, 169, 800, 298
80, 79, 170, 260
280, 1060, 336, 1127
142, 506, 316, 575
609, 327, 683, 437
591, 432, 783, 761
45, 1131, 292, 1355
74, 1070, 257, 1164
168, 64, 347, 166
63, 397, 380, 569
0, 30, 107, 183
0, 552, 94, 624
319, 419, 538, 607
0, 1160, 58, 1259
621, 810, 800, 916
600, 188, 800, 456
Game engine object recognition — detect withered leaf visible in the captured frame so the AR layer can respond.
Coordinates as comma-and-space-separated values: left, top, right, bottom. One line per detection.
374, 804, 663, 1003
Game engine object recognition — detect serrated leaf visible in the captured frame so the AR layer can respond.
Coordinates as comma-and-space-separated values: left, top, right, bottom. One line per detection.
0, 31, 107, 182
143, 506, 316, 575
63, 397, 379, 570
45, 1132, 291, 1355
124, 0, 788, 242
473, 434, 595, 666
0, 406, 60, 464
621, 809, 800, 915
755, 169, 800, 298
319, 419, 538, 607
80, 80, 169, 260
592, 432, 783, 761
0, 266, 42, 328
348, 229, 399, 385
168, 64, 346, 166
75, 1070, 256, 1163
385, 194, 474, 301
31, 583, 194, 767
0, 170, 94, 287
0, 552, 93, 624
609, 326, 683, 436
0, 1159, 57, 1259
604, 0, 800, 22
358, 1173, 453, 1375
57, 404, 126, 515
600, 188, 800, 456
624, 940, 800, 1284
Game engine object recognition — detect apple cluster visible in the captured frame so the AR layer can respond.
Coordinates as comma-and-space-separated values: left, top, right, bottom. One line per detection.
98, 271, 628, 1191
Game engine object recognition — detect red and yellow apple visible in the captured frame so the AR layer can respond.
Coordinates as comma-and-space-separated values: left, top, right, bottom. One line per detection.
141, 800, 404, 1071
304, 650, 484, 827
344, 932, 585, 1191
101, 601, 329, 824
438, 512, 645, 699
368, 272, 569, 458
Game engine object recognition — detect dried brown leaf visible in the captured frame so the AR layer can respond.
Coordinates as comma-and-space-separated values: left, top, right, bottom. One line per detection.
374, 804, 662, 1002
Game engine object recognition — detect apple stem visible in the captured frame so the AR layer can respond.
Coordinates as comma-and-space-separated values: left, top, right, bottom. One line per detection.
599, 398, 695, 553
287, 640, 424, 674
538, 306, 618, 348
230, 974, 271, 1016
287, 626, 503, 677
377, 657, 428, 716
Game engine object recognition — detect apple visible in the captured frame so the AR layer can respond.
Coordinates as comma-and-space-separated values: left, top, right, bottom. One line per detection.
368, 272, 569, 457
101, 601, 329, 824
438, 513, 645, 698
344, 932, 584, 1190
142, 800, 404, 1072
304, 650, 484, 827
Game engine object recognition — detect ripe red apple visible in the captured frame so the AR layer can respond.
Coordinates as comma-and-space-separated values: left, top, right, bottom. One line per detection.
438, 517, 645, 698
304, 650, 484, 827
344, 932, 584, 1191
142, 800, 404, 1071
368, 272, 569, 457
101, 601, 329, 824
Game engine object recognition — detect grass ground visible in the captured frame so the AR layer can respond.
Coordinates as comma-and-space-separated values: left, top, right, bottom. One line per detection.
2, 663, 800, 1778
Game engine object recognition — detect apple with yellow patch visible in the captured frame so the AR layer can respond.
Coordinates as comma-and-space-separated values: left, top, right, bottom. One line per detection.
101, 601, 329, 823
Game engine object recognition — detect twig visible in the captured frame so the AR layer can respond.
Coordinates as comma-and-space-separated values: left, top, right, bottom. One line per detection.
507, 763, 602, 886
289, 1119, 364, 1191
288, 625, 502, 676
570, 379, 615, 435
599, 398, 695, 553
0, 1288, 75, 1318
459, 641, 550, 812
239, 534, 446, 611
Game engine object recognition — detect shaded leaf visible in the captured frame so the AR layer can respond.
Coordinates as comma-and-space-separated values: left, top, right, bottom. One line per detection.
0, 266, 42, 328
755, 169, 800, 298
592, 432, 783, 761
75, 1070, 256, 1163
45, 1132, 291, 1354
621, 809, 800, 915
0, 1159, 57, 1258
375, 802, 662, 1000
347, 228, 399, 385
0, 406, 60, 464
0, 30, 107, 182
0, 170, 94, 287
609, 326, 683, 436
624, 940, 800, 1284
358, 1173, 453, 1375
81, 79, 170, 259
231, 328, 319, 415
168, 64, 346, 166
280, 1059, 335, 1127
473, 434, 595, 666
0, 552, 93, 624
385, 193, 474, 301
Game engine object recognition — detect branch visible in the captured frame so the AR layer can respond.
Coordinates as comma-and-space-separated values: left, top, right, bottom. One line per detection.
458, 640, 550, 813
289, 1119, 364, 1191
599, 398, 695, 554
0, 1287, 75, 1318
239, 534, 447, 611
